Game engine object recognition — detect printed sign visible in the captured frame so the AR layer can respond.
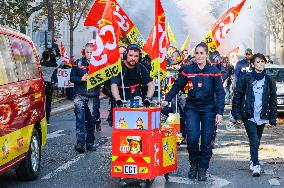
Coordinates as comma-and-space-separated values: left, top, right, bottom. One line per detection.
57, 68, 74, 88
120, 136, 142, 155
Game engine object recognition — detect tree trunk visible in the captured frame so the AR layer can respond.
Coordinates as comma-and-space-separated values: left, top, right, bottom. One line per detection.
47, 0, 55, 40
280, 46, 284, 65
70, 28, 74, 57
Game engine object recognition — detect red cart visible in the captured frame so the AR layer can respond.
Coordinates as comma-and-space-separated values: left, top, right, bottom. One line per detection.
111, 107, 177, 187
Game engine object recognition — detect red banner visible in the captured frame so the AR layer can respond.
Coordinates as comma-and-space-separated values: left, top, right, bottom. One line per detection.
227, 47, 239, 67
204, 0, 246, 52
84, 0, 107, 28
143, 0, 167, 80
60, 42, 72, 67
87, 0, 121, 89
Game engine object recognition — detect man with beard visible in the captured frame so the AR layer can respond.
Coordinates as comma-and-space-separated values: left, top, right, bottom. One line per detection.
111, 44, 155, 107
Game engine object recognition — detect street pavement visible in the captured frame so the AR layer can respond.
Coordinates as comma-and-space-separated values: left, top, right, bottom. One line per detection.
0, 99, 284, 188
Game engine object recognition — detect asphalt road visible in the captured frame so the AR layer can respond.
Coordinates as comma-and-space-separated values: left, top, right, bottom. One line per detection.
0, 100, 283, 188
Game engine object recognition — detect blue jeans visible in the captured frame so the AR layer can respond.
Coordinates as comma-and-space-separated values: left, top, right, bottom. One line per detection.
185, 109, 216, 169
243, 120, 265, 165
74, 94, 100, 146
224, 87, 231, 103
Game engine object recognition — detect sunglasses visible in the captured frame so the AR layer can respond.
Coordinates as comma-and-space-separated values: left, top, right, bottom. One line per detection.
195, 52, 204, 55
245, 53, 252, 56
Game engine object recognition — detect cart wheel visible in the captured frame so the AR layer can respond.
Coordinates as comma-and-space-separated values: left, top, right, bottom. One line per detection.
119, 178, 127, 187
139, 180, 147, 188
164, 173, 170, 181
146, 178, 155, 186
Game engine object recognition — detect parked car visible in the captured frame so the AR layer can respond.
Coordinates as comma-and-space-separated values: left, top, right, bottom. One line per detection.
265, 64, 284, 115
0, 26, 47, 180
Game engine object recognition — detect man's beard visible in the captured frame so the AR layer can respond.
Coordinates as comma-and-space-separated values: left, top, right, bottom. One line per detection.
126, 60, 136, 67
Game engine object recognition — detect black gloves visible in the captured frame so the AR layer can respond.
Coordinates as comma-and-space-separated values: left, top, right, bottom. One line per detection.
143, 98, 151, 107
116, 100, 123, 107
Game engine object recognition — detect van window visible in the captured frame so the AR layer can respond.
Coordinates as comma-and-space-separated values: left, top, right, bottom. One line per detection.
9, 37, 39, 81
0, 34, 18, 85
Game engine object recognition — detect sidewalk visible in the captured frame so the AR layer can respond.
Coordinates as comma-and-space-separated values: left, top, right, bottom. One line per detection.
50, 94, 108, 115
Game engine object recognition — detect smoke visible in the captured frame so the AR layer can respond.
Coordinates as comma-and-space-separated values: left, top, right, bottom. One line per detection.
117, 0, 267, 55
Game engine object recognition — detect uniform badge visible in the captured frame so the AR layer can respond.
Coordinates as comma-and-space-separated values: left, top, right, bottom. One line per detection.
188, 81, 193, 89
198, 82, 203, 87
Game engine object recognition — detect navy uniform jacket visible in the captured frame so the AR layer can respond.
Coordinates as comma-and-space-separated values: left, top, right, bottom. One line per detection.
165, 63, 225, 115
70, 57, 100, 97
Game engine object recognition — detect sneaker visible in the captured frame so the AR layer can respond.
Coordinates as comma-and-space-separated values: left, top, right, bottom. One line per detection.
249, 161, 254, 172
74, 144, 85, 153
252, 165, 261, 177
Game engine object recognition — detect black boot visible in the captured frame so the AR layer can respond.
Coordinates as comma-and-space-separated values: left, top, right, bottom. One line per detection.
188, 162, 198, 179
74, 144, 85, 153
198, 168, 207, 181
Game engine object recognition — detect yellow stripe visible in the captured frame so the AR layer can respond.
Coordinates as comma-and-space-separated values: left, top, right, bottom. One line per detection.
126, 26, 145, 48
87, 59, 122, 90
0, 125, 34, 166
126, 157, 135, 163
204, 31, 218, 53
143, 157, 150, 164
112, 156, 118, 162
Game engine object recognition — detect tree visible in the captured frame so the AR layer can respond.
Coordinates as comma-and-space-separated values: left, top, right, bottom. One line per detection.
265, 0, 284, 64
34, 0, 93, 56
0, 0, 43, 34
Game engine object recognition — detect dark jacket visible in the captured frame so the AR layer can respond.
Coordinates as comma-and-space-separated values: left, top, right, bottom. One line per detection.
232, 72, 277, 125
233, 58, 251, 87
111, 62, 152, 100
165, 63, 225, 115
70, 57, 100, 97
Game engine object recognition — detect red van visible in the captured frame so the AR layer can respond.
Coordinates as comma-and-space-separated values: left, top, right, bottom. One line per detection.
0, 27, 47, 180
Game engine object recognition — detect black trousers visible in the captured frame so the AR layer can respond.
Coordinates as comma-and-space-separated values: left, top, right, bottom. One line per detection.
45, 82, 53, 122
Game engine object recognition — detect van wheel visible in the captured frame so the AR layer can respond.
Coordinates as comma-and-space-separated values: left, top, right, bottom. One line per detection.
16, 129, 41, 180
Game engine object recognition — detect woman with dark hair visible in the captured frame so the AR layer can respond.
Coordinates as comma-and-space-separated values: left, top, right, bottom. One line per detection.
232, 53, 277, 177
162, 42, 225, 181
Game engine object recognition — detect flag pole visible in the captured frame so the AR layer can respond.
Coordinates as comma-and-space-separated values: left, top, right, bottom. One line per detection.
120, 60, 126, 101
158, 65, 161, 103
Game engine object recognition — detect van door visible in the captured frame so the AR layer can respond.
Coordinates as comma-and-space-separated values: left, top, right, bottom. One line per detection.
0, 33, 44, 167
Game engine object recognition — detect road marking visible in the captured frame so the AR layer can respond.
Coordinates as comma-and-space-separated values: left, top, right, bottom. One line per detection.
41, 154, 85, 180
211, 175, 231, 188
152, 175, 231, 187
47, 130, 65, 139
269, 178, 280, 186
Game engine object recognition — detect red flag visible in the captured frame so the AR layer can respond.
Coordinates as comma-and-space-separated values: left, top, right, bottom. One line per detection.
227, 47, 239, 67
60, 42, 72, 67
87, 0, 121, 89
144, 0, 167, 80
84, 0, 107, 27
204, 0, 246, 52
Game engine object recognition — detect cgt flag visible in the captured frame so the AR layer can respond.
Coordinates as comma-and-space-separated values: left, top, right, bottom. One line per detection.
203, 0, 246, 52
84, 0, 107, 28
60, 42, 72, 67
143, 0, 167, 80
85, 0, 146, 50
227, 47, 239, 67
87, 0, 121, 90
